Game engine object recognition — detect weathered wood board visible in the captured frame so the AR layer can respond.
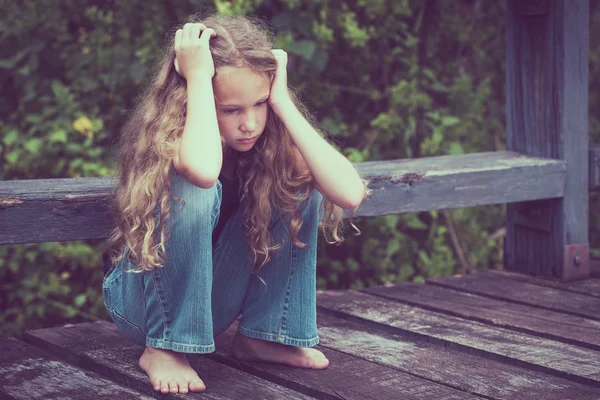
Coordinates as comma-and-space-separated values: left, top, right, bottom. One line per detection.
316, 290, 600, 387
211, 320, 480, 400
22, 321, 312, 400
505, 0, 589, 279
483, 270, 600, 298
315, 311, 600, 400
0, 152, 566, 245
0, 337, 153, 400
428, 273, 600, 320
363, 282, 600, 350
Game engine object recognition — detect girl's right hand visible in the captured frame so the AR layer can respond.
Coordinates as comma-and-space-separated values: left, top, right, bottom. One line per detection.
174, 23, 217, 82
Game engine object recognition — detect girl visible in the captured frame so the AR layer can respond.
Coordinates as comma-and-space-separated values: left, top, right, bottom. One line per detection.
102, 14, 372, 395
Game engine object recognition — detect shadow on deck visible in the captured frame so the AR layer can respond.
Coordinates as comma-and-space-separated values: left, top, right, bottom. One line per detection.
2, 269, 600, 399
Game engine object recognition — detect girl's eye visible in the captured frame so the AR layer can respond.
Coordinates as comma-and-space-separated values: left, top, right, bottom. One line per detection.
223, 108, 238, 115
256, 100, 267, 107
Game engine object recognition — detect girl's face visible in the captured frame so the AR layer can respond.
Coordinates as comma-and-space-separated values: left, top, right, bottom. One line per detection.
213, 66, 271, 153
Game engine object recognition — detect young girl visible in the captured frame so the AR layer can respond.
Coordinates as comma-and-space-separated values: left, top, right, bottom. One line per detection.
102, 14, 371, 395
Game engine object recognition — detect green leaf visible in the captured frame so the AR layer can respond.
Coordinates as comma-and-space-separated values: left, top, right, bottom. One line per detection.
386, 239, 401, 255
3, 130, 19, 146
74, 294, 87, 307
418, 251, 431, 266
5, 150, 19, 165
441, 116, 460, 126
448, 142, 465, 155
49, 130, 68, 143
405, 216, 428, 229
24, 138, 42, 154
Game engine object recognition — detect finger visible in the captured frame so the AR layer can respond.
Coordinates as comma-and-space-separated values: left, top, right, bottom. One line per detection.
187, 23, 200, 42
182, 23, 193, 44
198, 28, 216, 45
174, 29, 183, 52
200, 25, 217, 38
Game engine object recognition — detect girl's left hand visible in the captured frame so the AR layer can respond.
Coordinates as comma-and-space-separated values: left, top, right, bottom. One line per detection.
269, 49, 292, 110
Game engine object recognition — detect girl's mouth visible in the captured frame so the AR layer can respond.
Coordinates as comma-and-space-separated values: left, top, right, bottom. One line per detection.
238, 137, 257, 145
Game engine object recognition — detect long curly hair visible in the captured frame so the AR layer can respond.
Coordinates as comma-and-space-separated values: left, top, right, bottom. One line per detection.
103, 13, 373, 274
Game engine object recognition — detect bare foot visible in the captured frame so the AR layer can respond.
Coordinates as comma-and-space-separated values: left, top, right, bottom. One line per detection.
231, 332, 329, 369
138, 345, 206, 394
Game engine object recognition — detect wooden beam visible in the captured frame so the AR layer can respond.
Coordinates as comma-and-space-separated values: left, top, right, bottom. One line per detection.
505, 0, 589, 280
0, 152, 565, 245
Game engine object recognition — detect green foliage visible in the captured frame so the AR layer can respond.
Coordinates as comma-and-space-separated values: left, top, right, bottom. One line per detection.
1, 0, 598, 338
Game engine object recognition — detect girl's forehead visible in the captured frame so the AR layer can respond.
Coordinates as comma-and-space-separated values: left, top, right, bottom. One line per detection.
214, 67, 270, 104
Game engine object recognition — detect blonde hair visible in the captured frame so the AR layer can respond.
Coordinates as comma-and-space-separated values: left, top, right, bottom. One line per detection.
103, 13, 373, 273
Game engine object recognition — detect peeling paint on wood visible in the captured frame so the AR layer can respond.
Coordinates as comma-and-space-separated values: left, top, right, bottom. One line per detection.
0, 197, 24, 208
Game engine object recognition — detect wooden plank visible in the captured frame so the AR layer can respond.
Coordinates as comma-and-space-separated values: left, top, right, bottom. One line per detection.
0, 152, 566, 245
428, 273, 600, 321
315, 308, 600, 400
317, 290, 600, 387
22, 321, 312, 400
483, 270, 600, 298
0, 177, 115, 244
363, 282, 600, 350
505, 0, 589, 280
209, 320, 480, 400
0, 337, 153, 400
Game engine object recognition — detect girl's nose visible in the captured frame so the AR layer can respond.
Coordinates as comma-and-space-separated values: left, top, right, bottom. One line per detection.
241, 117, 257, 132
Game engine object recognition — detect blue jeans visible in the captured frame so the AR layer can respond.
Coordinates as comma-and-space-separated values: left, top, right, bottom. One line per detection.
102, 169, 325, 353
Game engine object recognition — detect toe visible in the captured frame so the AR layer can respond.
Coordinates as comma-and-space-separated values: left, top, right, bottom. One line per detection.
169, 379, 179, 393
151, 378, 161, 391
178, 379, 189, 394
161, 382, 170, 394
189, 378, 206, 392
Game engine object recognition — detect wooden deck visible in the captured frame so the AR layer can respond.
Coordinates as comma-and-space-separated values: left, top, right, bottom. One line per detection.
2, 269, 600, 399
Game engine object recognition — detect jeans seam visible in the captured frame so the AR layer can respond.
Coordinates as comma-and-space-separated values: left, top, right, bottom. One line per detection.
237, 326, 319, 347
145, 337, 215, 354
151, 270, 170, 341
278, 222, 298, 338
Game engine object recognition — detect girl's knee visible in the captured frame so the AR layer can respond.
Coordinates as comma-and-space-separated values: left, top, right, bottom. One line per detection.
168, 170, 222, 228
171, 170, 221, 207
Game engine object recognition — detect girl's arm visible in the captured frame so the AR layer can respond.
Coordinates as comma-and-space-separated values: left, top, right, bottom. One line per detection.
281, 104, 365, 210
176, 78, 222, 188
269, 50, 364, 210
173, 24, 222, 188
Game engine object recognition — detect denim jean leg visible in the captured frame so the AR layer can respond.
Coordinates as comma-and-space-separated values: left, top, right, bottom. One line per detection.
210, 201, 253, 336
102, 256, 147, 347
103, 169, 222, 354
237, 185, 325, 347
141, 169, 222, 353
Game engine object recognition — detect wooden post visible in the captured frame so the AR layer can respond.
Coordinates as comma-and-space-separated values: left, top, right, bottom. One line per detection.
505, 0, 589, 280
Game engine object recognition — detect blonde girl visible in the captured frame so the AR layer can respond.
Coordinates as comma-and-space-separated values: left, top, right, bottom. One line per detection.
102, 13, 371, 395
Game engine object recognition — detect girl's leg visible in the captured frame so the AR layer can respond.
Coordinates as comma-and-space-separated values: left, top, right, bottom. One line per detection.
102, 169, 227, 394
238, 185, 325, 345
103, 169, 221, 353
211, 184, 329, 369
